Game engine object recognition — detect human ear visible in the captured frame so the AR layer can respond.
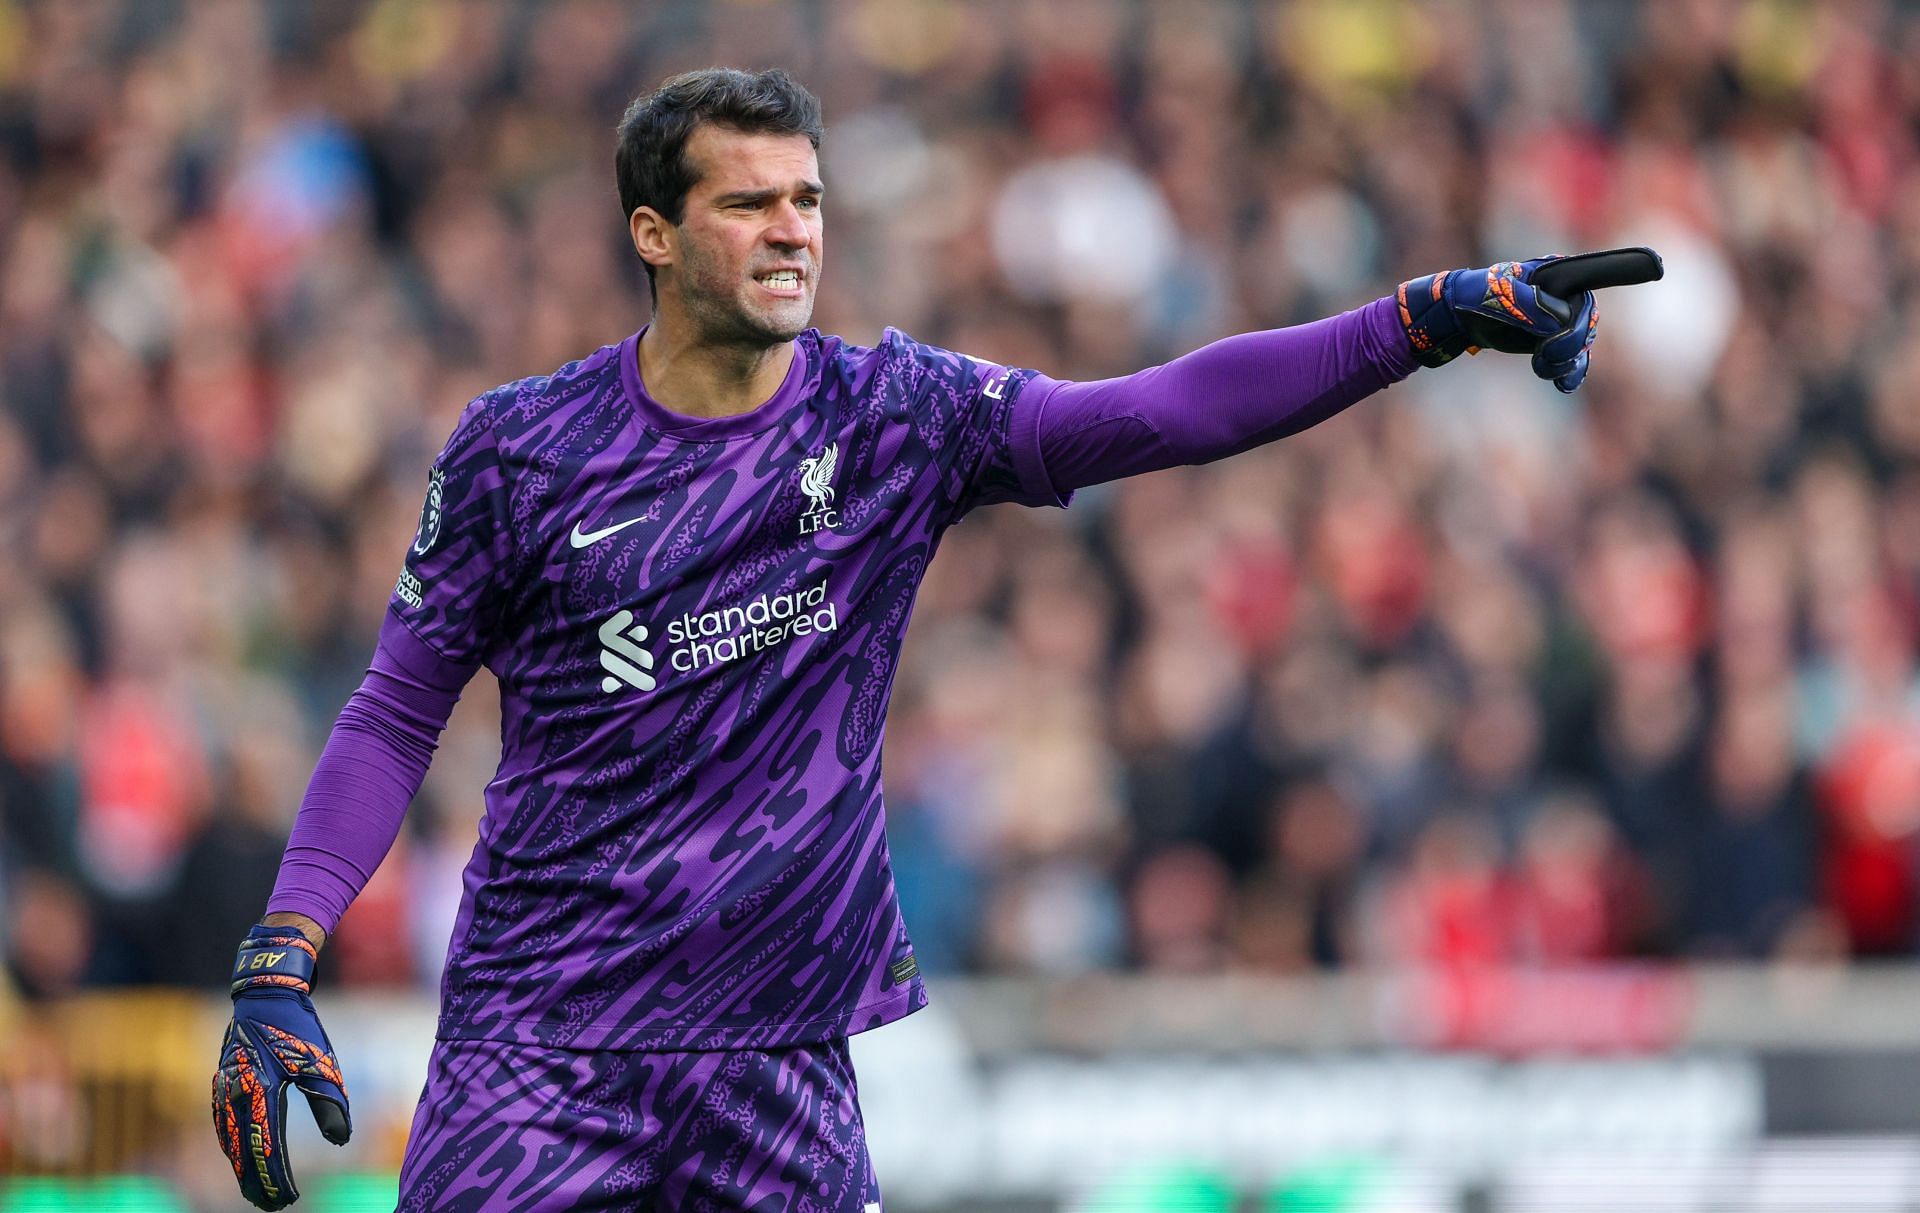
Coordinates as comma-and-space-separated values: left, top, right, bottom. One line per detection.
630, 207, 675, 272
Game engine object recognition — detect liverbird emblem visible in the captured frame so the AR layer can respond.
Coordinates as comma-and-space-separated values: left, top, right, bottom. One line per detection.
798, 443, 839, 534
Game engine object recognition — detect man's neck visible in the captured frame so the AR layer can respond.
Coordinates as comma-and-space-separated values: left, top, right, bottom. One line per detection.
637, 313, 797, 420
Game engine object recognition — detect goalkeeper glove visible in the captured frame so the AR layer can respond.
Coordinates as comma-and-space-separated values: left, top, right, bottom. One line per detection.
1397, 256, 1599, 392
212, 925, 351, 1211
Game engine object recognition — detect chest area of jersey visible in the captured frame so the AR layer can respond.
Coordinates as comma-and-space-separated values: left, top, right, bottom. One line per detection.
528, 420, 921, 680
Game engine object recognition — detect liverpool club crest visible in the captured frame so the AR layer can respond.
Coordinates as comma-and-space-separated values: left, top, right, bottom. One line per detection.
798, 443, 838, 534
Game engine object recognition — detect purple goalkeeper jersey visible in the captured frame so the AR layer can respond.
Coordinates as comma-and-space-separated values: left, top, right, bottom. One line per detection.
392, 326, 1058, 1051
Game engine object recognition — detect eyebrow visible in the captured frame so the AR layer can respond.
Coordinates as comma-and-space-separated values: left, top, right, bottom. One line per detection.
712, 182, 826, 206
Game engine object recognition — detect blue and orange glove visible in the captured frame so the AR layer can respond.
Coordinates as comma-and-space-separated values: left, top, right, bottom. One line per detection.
1398, 257, 1600, 392
212, 925, 351, 1211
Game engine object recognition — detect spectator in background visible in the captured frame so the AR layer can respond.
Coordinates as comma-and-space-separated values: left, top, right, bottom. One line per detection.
164, 714, 311, 985
1687, 684, 1816, 955
3, 869, 95, 1000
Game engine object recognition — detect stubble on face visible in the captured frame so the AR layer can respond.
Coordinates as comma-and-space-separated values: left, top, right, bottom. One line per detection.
668, 127, 822, 349
676, 228, 810, 345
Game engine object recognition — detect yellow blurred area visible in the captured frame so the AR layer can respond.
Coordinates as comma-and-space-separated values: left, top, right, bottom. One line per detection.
1277, 0, 1431, 100
351, 0, 459, 83
1, 990, 213, 1177
1734, 0, 1826, 95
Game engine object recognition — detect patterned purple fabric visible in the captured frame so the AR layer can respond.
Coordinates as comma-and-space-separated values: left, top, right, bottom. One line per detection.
382, 327, 1054, 1051
396, 1036, 874, 1211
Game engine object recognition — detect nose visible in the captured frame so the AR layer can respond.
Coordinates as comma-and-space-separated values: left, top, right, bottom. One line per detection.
765, 200, 810, 250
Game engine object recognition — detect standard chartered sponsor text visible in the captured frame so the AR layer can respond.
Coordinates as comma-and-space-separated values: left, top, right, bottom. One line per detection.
665, 579, 838, 673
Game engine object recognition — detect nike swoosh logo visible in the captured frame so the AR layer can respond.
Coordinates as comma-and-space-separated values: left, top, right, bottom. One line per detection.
569, 515, 647, 548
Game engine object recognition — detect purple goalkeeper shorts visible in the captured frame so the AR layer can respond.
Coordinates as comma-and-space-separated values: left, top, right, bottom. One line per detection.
395, 1035, 880, 1211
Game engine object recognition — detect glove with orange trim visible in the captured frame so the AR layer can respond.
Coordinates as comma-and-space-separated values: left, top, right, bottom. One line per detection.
1397, 256, 1599, 392
212, 925, 352, 1210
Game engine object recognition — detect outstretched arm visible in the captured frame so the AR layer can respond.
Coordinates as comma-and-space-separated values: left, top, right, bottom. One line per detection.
1026, 296, 1418, 493
1024, 250, 1655, 494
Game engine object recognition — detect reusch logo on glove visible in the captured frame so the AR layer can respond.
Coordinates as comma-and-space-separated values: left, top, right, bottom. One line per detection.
249, 1125, 278, 1201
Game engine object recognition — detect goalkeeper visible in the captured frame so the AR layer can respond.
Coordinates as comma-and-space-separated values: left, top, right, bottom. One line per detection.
211, 67, 1653, 1211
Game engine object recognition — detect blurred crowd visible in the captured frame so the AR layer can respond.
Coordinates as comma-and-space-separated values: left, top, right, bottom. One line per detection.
1, 0, 1919, 1005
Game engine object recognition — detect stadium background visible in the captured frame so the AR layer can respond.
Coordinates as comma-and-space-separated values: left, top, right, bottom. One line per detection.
3, 0, 1920, 1209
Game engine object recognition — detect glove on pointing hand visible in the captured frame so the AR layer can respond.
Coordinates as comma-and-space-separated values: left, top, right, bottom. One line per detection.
1397, 256, 1599, 393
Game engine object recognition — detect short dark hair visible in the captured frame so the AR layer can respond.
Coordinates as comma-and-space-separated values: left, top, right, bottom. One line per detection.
615, 68, 824, 284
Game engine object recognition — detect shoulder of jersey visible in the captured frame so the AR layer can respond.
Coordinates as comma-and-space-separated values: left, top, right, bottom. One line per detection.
816, 327, 918, 414
818, 326, 936, 367
473, 341, 628, 438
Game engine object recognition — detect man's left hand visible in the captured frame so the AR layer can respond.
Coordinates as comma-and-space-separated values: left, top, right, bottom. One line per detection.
1397, 256, 1602, 393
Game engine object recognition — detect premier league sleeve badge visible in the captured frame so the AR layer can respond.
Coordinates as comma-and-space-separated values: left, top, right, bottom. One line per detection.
413, 466, 446, 556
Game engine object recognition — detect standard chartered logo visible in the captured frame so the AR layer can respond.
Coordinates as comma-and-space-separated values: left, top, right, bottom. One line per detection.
598, 612, 656, 693
597, 580, 839, 695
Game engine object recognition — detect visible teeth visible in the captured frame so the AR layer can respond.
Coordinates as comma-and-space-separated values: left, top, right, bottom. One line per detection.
761, 271, 799, 288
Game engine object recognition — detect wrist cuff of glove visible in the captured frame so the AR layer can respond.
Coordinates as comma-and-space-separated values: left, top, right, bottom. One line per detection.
231, 925, 319, 997
1396, 271, 1471, 367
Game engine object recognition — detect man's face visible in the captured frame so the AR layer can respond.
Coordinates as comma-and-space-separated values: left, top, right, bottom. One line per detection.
659, 124, 823, 345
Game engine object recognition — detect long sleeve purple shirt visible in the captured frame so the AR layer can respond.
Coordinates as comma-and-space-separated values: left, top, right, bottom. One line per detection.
268, 296, 1416, 1050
